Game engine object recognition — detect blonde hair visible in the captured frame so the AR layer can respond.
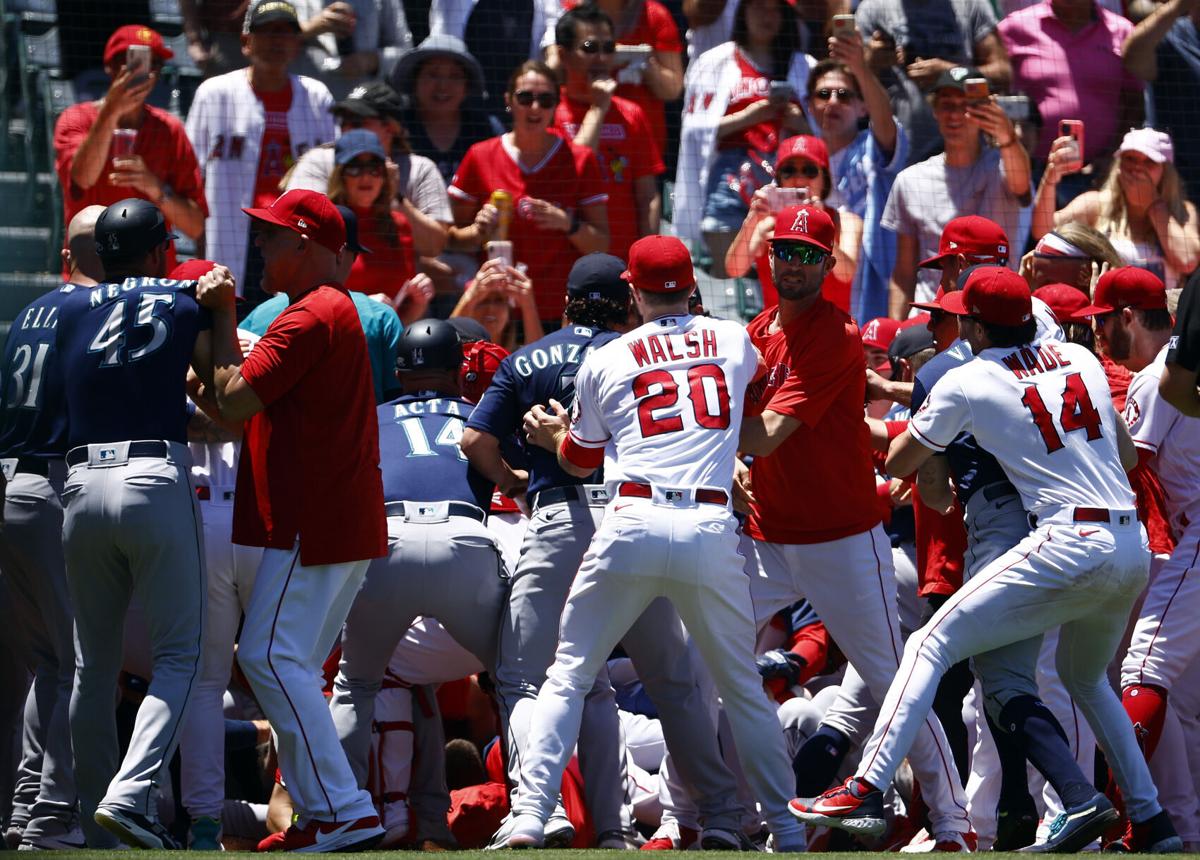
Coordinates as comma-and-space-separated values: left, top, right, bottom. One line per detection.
1097, 157, 1189, 237
1053, 222, 1124, 269
328, 160, 396, 218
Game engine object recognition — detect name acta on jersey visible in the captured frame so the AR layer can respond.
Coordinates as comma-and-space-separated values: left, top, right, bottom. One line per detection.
389, 398, 466, 417
88, 278, 195, 308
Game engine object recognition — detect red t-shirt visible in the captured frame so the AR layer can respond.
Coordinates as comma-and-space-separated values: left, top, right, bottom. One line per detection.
253, 83, 294, 209
553, 94, 663, 262
53, 102, 207, 274
912, 493, 967, 597
235, 283, 387, 566
755, 247, 852, 314
1102, 353, 1132, 412
346, 208, 415, 299
720, 49, 789, 156
745, 300, 882, 543
450, 135, 608, 321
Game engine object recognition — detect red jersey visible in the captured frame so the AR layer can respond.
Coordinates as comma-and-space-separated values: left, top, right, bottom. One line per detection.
345, 208, 415, 299
235, 283, 387, 566
1102, 353, 1132, 412
911, 494, 967, 597
53, 102, 207, 274
553, 93, 664, 261
450, 135, 608, 320
253, 84, 294, 209
720, 49, 790, 156
754, 246, 852, 313
745, 300, 882, 544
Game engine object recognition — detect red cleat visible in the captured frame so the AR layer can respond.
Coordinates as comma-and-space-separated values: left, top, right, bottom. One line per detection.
788, 777, 887, 837
257, 815, 384, 853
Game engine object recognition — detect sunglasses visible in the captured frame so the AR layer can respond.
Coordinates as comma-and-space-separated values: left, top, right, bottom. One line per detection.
344, 161, 384, 177
771, 242, 828, 265
777, 163, 821, 181
512, 90, 558, 109
578, 39, 617, 54
813, 87, 858, 102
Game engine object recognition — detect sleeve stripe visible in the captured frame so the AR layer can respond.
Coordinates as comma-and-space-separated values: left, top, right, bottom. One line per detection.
909, 422, 949, 451
567, 429, 609, 447
561, 433, 606, 470
447, 186, 476, 202
579, 193, 609, 206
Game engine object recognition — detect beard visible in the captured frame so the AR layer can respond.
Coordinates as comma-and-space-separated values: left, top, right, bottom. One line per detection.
1101, 321, 1131, 363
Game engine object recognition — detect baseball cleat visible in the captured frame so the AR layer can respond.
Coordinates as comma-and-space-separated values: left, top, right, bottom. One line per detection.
1102, 810, 1182, 854
597, 829, 643, 850
900, 830, 977, 852
699, 827, 763, 851
256, 814, 384, 852
993, 805, 1039, 851
94, 806, 181, 850
18, 825, 87, 850
640, 822, 698, 850
1021, 794, 1119, 854
788, 777, 886, 836
486, 814, 549, 850
543, 812, 575, 849
188, 815, 223, 851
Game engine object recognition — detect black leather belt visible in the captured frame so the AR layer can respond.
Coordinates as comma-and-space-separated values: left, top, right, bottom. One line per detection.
66, 440, 169, 467
981, 482, 1019, 503
14, 457, 49, 477
530, 485, 608, 511
384, 500, 486, 523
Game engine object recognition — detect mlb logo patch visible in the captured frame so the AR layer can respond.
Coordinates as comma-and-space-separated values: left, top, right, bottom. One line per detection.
99, 448, 117, 461
1119, 514, 1132, 525
665, 490, 683, 502
588, 488, 608, 503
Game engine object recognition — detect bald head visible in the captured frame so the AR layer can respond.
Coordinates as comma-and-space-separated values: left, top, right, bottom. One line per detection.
64, 205, 107, 285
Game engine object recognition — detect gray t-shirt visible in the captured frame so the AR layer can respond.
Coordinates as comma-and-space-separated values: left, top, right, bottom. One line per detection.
882, 146, 1024, 303
286, 144, 453, 223
855, 0, 996, 165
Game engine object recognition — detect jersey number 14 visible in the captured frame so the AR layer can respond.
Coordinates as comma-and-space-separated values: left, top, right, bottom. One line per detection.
1020, 372, 1103, 454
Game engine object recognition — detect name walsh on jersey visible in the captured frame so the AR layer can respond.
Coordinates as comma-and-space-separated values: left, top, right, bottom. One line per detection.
628, 330, 719, 367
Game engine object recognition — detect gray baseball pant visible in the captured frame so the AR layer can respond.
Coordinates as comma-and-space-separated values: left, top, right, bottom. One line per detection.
62, 442, 205, 842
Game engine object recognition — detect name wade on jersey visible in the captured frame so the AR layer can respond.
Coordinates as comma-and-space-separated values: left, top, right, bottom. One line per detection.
1001, 343, 1073, 379
628, 329, 719, 367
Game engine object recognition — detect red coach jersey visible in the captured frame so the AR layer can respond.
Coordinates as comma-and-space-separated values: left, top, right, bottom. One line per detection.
554, 94, 664, 262
745, 299, 882, 544
450, 136, 608, 320
235, 283, 387, 566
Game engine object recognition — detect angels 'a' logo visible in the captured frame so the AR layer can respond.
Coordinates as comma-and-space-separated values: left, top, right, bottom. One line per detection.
790, 209, 809, 234
1124, 398, 1141, 429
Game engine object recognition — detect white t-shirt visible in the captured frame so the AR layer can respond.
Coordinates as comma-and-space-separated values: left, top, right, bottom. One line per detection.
286, 145, 453, 223
911, 339, 1135, 520
1125, 344, 1200, 534
566, 314, 759, 494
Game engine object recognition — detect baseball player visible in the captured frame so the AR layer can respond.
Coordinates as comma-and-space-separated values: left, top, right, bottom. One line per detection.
329, 319, 507, 837
737, 205, 971, 848
0, 205, 106, 851
196, 188, 387, 852
1159, 271, 1200, 416
463, 253, 748, 848
791, 267, 1181, 854
1079, 268, 1200, 850
53, 198, 212, 849
497, 234, 805, 852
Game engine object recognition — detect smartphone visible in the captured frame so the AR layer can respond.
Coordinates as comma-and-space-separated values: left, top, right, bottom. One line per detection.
995, 94, 1030, 122
1059, 119, 1084, 171
765, 185, 810, 213
485, 240, 514, 268
768, 80, 796, 103
831, 14, 856, 38
964, 77, 989, 102
126, 44, 152, 85
613, 44, 653, 66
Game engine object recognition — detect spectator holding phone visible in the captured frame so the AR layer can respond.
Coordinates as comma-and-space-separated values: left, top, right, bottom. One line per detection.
450, 258, 544, 350
807, 27, 907, 322
55, 25, 207, 276
999, 0, 1144, 205
551, 4, 664, 262
448, 61, 609, 326
674, 0, 813, 277
328, 130, 435, 323
883, 66, 1030, 317
724, 135, 860, 311
1033, 127, 1200, 289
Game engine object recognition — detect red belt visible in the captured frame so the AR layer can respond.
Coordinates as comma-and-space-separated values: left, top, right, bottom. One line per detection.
618, 481, 729, 506
1073, 507, 1111, 523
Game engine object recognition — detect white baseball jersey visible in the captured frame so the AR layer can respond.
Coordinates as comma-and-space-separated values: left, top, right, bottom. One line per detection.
1125, 345, 1200, 535
564, 314, 759, 493
911, 339, 1135, 519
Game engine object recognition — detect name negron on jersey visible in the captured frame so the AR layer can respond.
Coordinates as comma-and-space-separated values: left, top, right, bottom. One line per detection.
628, 330, 718, 368
88, 278, 193, 308
1001, 343, 1073, 380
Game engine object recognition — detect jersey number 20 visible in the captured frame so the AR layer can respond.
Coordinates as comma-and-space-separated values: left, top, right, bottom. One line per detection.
633, 363, 731, 438
1020, 372, 1103, 454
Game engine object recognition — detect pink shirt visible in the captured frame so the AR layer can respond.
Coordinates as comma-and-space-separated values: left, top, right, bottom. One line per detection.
998, 1, 1142, 160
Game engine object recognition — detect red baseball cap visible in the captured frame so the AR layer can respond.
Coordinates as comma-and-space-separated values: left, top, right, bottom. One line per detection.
912, 287, 951, 312
918, 216, 1010, 269
776, 135, 830, 171
1074, 266, 1166, 317
1034, 283, 1091, 325
772, 205, 835, 254
460, 340, 510, 404
243, 189, 346, 255
169, 259, 218, 280
621, 235, 696, 293
942, 266, 1032, 326
104, 25, 173, 65
861, 317, 902, 351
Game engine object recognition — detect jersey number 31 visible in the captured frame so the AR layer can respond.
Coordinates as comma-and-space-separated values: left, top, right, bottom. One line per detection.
1020, 372, 1103, 454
